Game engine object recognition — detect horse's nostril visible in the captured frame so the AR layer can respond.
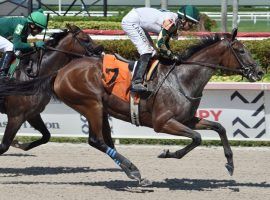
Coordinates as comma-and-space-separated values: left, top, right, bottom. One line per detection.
258, 71, 264, 77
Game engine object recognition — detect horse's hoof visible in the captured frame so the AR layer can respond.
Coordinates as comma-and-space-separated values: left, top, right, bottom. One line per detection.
11, 140, 20, 148
139, 178, 152, 187
11, 140, 28, 151
129, 170, 142, 181
225, 163, 234, 176
158, 149, 169, 158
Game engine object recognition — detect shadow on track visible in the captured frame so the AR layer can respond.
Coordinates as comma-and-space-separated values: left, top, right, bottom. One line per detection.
1, 178, 269, 193
0, 166, 121, 177
1, 153, 36, 157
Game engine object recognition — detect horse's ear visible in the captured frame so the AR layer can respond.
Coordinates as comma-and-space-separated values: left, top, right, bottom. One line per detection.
231, 28, 238, 41
66, 23, 72, 31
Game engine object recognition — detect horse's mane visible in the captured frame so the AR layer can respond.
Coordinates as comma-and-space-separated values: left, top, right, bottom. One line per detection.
181, 34, 221, 60
45, 30, 69, 47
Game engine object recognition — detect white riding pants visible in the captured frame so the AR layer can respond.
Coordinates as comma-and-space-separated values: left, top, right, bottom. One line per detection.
0, 35, 13, 52
121, 9, 155, 55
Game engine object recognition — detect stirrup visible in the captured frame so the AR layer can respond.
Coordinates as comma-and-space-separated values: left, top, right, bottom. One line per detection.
130, 83, 148, 93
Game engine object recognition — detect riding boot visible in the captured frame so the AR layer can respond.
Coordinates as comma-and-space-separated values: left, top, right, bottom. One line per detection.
130, 53, 152, 93
0, 51, 14, 77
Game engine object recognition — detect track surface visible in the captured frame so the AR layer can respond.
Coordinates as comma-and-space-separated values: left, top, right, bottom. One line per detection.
0, 143, 269, 200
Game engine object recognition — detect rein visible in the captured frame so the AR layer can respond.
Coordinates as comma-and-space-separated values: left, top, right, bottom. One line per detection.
46, 46, 89, 58
150, 39, 247, 104
150, 62, 203, 105
181, 60, 242, 73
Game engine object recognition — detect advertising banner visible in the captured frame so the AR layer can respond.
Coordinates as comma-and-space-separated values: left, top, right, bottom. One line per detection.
0, 83, 270, 141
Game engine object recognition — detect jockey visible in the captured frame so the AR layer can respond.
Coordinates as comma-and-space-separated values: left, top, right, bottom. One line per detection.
121, 5, 200, 93
0, 9, 48, 76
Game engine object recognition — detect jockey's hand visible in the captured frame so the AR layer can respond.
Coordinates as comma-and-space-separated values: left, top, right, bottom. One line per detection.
34, 41, 45, 49
172, 54, 182, 63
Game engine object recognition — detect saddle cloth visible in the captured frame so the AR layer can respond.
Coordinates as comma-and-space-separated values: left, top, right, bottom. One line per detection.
102, 54, 159, 102
102, 54, 131, 102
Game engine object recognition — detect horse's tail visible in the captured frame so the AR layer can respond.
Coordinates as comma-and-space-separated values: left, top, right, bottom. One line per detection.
0, 72, 57, 97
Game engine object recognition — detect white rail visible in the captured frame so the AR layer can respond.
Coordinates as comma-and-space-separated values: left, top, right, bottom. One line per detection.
202, 12, 270, 24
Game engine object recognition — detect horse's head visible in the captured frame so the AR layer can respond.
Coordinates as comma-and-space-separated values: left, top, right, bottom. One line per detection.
18, 24, 103, 78
54, 24, 103, 56
221, 28, 264, 82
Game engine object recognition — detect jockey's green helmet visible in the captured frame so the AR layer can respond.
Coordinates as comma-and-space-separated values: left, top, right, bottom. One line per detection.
27, 9, 48, 29
177, 5, 200, 23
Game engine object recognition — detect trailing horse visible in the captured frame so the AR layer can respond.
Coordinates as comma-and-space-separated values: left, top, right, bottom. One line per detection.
0, 24, 102, 154
0, 29, 264, 184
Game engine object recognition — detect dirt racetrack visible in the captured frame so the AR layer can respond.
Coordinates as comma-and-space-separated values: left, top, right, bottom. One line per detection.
0, 142, 269, 200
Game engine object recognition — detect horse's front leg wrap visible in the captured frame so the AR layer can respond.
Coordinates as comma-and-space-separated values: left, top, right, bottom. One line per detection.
106, 147, 141, 181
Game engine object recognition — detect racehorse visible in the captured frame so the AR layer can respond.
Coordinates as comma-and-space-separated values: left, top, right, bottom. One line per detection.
0, 29, 264, 184
0, 24, 101, 155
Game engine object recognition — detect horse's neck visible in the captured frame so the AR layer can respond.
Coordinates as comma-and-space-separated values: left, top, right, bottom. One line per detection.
176, 43, 225, 97
40, 50, 70, 75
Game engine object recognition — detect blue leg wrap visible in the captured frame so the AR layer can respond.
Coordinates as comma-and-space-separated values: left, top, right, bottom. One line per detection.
106, 147, 121, 165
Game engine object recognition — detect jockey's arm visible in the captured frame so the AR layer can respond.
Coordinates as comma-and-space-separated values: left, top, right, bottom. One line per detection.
156, 19, 178, 60
13, 24, 34, 53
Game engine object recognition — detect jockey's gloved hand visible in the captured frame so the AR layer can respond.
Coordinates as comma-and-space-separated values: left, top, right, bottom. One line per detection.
172, 54, 182, 63
34, 41, 46, 49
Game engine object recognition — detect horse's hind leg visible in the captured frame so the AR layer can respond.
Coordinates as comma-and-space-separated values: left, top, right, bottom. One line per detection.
0, 115, 25, 154
186, 117, 234, 175
156, 118, 202, 159
12, 114, 50, 151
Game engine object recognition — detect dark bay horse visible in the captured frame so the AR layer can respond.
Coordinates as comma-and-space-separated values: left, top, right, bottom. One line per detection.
0, 25, 101, 154
0, 29, 264, 184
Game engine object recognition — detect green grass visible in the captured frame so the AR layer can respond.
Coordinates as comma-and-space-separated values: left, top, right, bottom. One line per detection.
212, 21, 270, 32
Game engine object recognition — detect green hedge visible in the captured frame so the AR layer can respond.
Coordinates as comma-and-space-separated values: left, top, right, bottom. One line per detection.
49, 20, 122, 29
50, 15, 125, 22
244, 40, 270, 70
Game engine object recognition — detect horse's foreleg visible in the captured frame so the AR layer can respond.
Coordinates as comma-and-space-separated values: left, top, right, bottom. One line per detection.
186, 117, 234, 175
156, 118, 202, 159
11, 114, 50, 151
102, 113, 115, 149
65, 99, 143, 184
88, 117, 143, 183
88, 134, 143, 182
0, 115, 24, 154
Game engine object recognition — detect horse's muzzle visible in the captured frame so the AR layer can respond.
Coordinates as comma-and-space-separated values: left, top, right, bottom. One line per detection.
248, 69, 264, 82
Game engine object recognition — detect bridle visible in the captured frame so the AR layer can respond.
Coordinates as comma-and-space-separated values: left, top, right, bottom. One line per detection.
181, 38, 250, 75
227, 40, 258, 80
21, 26, 99, 78
150, 37, 258, 103
47, 25, 99, 58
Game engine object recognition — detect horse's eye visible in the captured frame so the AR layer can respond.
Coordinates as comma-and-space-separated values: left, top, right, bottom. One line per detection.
238, 49, 245, 54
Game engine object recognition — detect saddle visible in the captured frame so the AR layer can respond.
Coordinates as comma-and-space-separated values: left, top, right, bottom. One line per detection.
102, 54, 159, 102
